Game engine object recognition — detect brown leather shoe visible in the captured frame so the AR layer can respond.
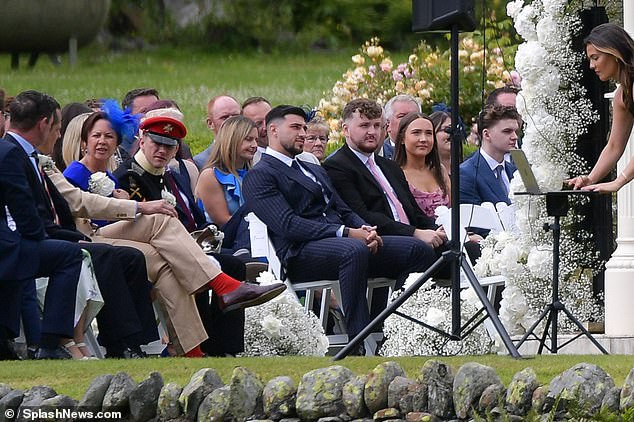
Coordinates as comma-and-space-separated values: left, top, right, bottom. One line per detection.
218, 282, 287, 313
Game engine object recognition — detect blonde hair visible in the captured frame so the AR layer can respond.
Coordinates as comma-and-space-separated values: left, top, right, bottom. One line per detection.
205, 115, 257, 176
61, 112, 91, 168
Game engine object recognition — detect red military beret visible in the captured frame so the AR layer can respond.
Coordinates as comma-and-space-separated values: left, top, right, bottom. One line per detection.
140, 116, 187, 146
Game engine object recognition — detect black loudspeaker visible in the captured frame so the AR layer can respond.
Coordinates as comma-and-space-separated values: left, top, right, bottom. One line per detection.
412, 0, 476, 32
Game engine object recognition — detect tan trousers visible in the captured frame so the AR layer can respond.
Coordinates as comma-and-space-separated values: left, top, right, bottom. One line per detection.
92, 214, 221, 354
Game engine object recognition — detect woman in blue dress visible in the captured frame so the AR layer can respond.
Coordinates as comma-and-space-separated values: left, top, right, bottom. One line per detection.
196, 115, 258, 253
63, 107, 136, 226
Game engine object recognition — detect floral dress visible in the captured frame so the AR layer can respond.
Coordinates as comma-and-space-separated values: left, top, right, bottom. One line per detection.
409, 184, 449, 218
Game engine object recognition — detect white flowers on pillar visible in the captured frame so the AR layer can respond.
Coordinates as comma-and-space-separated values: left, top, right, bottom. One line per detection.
474, 0, 603, 334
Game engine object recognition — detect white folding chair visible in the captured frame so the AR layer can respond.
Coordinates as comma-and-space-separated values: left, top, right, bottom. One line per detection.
247, 212, 395, 355
434, 204, 511, 338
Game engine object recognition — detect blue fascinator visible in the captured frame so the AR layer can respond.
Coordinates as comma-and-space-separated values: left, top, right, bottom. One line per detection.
100, 99, 141, 146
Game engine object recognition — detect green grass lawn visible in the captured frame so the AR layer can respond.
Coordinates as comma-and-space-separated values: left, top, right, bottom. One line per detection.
1, 354, 633, 400
2, 47, 633, 404
0, 46, 357, 153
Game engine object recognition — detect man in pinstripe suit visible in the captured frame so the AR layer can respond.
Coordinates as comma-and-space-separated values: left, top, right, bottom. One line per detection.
243, 105, 437, 344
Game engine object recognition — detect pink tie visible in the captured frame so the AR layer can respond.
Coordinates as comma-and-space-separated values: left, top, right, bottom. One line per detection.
367, 157, 410, 224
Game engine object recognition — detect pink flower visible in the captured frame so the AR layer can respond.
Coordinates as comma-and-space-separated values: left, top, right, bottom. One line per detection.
397, 63, 408, 73
392, 70, 403, 81
369, 65, 376, 78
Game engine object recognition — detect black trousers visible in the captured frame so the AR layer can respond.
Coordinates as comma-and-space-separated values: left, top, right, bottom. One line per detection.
197, 252, 246, 356
80, 243, 159, 348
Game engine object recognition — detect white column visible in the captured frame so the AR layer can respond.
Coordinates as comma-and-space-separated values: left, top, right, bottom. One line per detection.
604, 6, 634, 335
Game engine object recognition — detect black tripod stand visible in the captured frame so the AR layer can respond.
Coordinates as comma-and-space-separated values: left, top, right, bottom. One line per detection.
333, 23, 521, 360
515, 192, 608, 354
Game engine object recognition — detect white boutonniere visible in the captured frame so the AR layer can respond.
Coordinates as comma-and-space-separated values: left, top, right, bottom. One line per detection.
88, 172, 115, 197
37, 154, 56, 172
161, 188, 177, 207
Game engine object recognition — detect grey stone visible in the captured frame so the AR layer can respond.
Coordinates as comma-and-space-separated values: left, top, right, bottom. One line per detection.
317, 418, 344, 422
102, 371, 136, 413
452, 362, 501, 419
178, 368, 224, 420
417, 360, 454, 419
229, 366, 265, 421
602, 386, 620, 414
409, 384, 428, 413
39, 395, 78, 422
387, 377, 415, 411
296, 365, 354, 420
531, 385, 548, 414
404, 412, 439, 422
0, 384, 12, 400
373, 408, 401, 421
544, 363, 615, 415
0, 389, 24, 419
130, 372, 164, 422
157, 382, 183, 420
364, 362, 406, 414
263, 376, 296, 420
18, 385, 57, 410
505, 367, 538, 416
620, 367, 634, 411
78, 374, 113, 409
350, 419, 373, 422
478, 384, 505, 414
197, 385, 231, 422
279, 418, 301, 422
343, 375, 368, 419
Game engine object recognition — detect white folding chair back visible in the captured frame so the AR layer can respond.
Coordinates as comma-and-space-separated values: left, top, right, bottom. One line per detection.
434, 205, 508, 339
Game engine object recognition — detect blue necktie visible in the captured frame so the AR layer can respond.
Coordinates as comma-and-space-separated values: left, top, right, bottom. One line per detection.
495, 165, 509, 196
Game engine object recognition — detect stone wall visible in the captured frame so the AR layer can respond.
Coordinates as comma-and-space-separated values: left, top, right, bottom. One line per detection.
1, 361, 634, 421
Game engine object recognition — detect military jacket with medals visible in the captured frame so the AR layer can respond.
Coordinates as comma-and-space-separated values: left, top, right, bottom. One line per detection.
114, 153, 206, 232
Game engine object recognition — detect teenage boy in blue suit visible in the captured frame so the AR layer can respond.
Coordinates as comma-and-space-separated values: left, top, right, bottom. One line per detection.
459, 105, 521, 206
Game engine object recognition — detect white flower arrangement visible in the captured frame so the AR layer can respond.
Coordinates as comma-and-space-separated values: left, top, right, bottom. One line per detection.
472, 0, 604, 336
380, 273, 493, 356
88, 172, 115, 197
161, 188, 177, 207
241, 271, 329, 357
37, 154, 56, 172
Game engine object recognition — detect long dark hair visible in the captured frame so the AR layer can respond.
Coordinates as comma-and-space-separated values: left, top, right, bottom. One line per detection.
394, 112, 447, 195
585, 23, 634, 116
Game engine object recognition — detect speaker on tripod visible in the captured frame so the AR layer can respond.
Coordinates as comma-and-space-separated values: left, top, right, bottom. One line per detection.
334, 0, 522, 360
412, 0, 476, 32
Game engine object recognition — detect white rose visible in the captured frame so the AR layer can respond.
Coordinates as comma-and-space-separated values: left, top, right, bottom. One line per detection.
425, 307, 446, 327
88, 172, 115, 197
161, 188, 177, 207
506, 0, 524, 19
261, 314, 282, 338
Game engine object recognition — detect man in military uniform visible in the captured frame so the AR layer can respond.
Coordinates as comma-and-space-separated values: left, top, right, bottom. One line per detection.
114, 116, 259, 356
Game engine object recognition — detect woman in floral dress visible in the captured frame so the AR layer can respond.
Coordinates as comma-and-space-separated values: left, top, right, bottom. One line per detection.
393, 112, 451, 217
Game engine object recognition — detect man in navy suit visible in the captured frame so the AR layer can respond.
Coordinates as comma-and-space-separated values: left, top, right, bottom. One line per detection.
0, 138, 82, 360
243, 105, 437, 343
4, 91, 161, 359
459, 105, 520, 206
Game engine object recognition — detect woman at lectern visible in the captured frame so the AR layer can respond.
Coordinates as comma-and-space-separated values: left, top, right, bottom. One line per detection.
567, 23, 634, 192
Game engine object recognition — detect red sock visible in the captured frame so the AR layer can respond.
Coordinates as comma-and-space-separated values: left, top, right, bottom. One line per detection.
184, 345, 204, 358
208, 272, 241, 295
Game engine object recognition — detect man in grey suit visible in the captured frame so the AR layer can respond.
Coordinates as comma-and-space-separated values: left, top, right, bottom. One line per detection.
242, 105, 437, 346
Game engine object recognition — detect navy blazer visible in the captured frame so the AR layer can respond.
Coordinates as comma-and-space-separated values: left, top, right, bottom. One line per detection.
459, 149, 516, 205
0, 140, 47, 280
243, 153, 366, 264
323, 144, 436, 237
